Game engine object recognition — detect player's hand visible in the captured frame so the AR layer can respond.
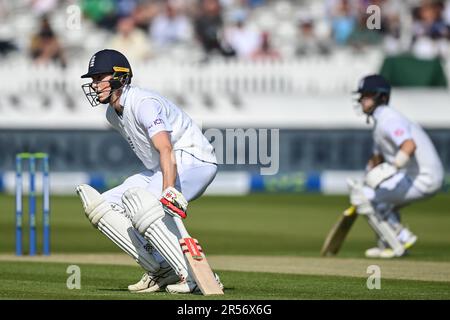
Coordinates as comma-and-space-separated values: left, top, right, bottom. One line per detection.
347, 179, 374, 215
365, 162, 397, 189
160, 187, 188, 219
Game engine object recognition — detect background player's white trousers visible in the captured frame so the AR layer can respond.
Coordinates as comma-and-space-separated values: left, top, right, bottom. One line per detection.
101, 150, 217, 266
363, 172, 436, 228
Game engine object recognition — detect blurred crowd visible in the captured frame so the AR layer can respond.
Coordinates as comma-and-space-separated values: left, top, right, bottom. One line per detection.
1, 0, 450, 66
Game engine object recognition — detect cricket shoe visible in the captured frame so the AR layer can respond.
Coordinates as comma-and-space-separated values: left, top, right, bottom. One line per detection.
165, 273, 224, 294
365, 247, 399, 259
128, 266, 180, 293
365, 228, 417, 259
397, 228, 418, 250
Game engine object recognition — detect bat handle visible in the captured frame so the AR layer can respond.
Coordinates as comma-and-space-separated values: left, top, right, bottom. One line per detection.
162, 205, 191, 238
173, 215, 190, 239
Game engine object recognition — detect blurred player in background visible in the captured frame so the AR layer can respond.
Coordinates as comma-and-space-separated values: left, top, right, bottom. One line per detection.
348, 74, 444, 258
76, 49, 221, 293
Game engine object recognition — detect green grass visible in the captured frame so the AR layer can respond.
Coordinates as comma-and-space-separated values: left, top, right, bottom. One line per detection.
1, 193, 449, 260
1, 193, 450, 299
1, 261, 450, 300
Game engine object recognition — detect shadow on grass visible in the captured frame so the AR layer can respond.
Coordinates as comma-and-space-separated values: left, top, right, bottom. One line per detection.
97, 288, 129, 292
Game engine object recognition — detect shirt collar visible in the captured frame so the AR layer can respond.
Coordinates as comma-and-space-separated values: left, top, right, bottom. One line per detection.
119, 85, 131, 108
372, 104, 388, 121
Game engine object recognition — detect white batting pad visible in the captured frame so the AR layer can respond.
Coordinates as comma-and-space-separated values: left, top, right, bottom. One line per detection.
98, 211, 161, 272
77, 184, 160, 272
366, 214, 405, 256
144, 217, 189, 280
122, 187, 190, 280
77, 184, 111, 226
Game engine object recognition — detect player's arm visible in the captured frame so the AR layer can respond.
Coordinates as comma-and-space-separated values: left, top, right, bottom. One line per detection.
365, 123, 415, 188
151, 131, 177, 190
137, 100, 188, 217
151, 131, 188, 218
366, 153, 384, 171
151, 132, 187, 219
394, 139, 416, 168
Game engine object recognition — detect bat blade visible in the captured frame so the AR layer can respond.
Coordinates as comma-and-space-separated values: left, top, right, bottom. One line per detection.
321, 206, 358, 256
180, 237, 224, 295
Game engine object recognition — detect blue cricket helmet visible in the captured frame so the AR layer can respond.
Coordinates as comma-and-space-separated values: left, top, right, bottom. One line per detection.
354, 74, 391, 95
81, 49, 132, 107
81, 49, 132, 79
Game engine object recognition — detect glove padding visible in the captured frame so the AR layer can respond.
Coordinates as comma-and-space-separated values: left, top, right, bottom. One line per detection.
365, 162, 397, 189
347, 179, 374, 215
160, 187, 188, 219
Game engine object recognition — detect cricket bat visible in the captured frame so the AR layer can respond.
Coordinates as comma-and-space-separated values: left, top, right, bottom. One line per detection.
173, 217, 224, 295
321, 206, 357, 256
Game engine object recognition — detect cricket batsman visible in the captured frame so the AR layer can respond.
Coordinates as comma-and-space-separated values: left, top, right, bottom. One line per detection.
76, 49, 222, 293
349, 74, 444, 258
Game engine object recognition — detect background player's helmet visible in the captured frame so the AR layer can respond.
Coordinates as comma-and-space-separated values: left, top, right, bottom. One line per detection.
81, 49, 133, 107
354, 74, 391, 110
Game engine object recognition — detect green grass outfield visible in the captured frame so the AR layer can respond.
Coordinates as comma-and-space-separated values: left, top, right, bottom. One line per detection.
1, 193, 450, 299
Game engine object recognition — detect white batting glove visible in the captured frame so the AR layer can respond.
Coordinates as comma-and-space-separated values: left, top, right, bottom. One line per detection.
160, 187, 188, 219
365, 162, 397, 189
347, 179, 375, 215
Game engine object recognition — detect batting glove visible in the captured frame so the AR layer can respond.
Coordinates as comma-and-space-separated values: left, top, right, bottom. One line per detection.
347, 179, 375, 215
160, 187, 188, 219
365, 162, 397, 189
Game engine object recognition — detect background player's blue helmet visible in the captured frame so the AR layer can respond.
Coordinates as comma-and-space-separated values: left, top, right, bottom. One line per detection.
354, 74, 391, 106
354, 74, 391, 96
81, 49, 132, 107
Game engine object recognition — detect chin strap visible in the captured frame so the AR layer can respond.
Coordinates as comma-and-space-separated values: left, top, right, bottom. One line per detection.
82, 73, 131, 107
365, 102, 380, 125
366, 107, 376, 124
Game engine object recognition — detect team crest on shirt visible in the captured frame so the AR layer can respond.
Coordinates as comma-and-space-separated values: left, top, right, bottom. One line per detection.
394, 129, 404, 137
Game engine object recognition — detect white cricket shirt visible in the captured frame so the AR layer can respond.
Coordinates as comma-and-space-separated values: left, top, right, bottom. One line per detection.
106, 85, 217, 170
372, 105, 444, 193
